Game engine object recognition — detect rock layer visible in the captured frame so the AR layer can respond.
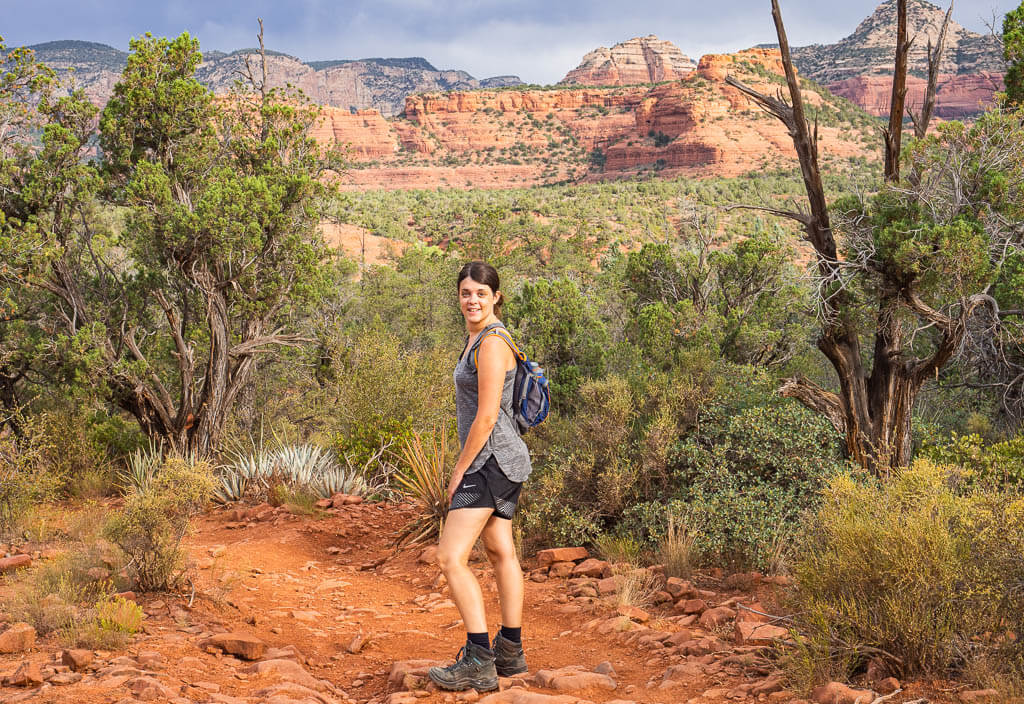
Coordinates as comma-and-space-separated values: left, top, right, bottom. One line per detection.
561, 35, 697, 85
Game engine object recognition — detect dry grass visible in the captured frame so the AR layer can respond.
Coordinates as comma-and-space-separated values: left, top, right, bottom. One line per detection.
609, 564, 662, 611
659, 514, 697, 579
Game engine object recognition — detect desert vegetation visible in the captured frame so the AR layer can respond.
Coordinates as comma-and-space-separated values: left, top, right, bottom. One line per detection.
1, 1, 1024, 699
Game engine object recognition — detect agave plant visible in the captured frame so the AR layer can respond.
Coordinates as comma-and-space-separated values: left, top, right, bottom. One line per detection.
119, 439, 163, 494
273, 443, 337, 486
394, 429, 450, 546
313, 464, 369, 499
212, 468, 248, 504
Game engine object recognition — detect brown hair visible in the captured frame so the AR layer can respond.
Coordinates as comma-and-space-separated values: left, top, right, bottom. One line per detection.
457, 261, 503, 316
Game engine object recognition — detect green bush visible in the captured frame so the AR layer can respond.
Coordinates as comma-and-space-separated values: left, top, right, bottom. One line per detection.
104, 456, 213, 591
788, 459, 1024, 684
920, 432, 1024, 488
0, 416, 61, 537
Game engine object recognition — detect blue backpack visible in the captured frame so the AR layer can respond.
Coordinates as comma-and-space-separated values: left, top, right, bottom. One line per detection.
472, 325, 550, 433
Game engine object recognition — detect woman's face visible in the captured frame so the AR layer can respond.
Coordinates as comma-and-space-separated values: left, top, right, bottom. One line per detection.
458, 276, 498, 326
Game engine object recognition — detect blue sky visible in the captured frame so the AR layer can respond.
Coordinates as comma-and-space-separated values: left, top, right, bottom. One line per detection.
3, 0, 1014, 84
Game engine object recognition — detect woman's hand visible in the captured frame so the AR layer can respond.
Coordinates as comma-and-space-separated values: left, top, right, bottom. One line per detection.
446, 469, 465, 505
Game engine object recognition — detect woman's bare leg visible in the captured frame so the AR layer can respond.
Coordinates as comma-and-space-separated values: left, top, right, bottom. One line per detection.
480, 515, 523, 629
436, 507, 495, 634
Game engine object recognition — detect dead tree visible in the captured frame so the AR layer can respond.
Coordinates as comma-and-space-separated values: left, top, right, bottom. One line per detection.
723, 0, 994, 472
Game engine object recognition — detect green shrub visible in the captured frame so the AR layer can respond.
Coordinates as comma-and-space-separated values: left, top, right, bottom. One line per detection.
788, 459, 1024, 683
0, 417, 60, 537
104, 456, 214, 591
921, 432, 1024, 488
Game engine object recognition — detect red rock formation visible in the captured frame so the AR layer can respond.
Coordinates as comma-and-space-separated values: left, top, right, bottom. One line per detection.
561, 35, 697, 85
828, 72, 1005, 119
313, 48, 876, 190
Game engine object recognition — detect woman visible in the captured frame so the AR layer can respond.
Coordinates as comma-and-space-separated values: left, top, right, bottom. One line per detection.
428, 262, 533, 692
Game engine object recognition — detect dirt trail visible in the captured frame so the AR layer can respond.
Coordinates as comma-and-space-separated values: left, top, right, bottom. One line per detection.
0, 500, 802, 704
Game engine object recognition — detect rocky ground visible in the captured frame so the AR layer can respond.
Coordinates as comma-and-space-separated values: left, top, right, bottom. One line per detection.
0, 498, 985, 704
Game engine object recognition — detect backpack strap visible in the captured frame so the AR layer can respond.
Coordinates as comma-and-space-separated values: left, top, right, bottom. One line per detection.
471, 325, 524, 370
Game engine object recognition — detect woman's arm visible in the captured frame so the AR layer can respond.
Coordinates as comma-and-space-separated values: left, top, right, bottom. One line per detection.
447, 334, 514, 502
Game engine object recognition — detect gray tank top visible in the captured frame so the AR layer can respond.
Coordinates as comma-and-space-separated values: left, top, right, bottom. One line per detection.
454, 322, 533, 483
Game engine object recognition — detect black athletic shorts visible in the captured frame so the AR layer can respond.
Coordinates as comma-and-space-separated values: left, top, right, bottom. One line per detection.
449, 455, 523, 520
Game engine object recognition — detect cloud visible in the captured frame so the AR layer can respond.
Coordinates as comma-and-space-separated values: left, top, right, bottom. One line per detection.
4, 0, 1014, 84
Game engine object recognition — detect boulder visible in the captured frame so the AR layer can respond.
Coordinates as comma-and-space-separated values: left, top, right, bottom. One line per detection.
534, 665, 616, 691
616, 605, 650, 622
699, 606, 736, 629
61, 648, 94, 671
417, 546, 438, 564
734, 621, 790, 645
677, 598, 707, 614
571, 558, 611, 578
479, 688, 581, 703
597, 575, 622, 595
0, 555, 32, 573
5, 661, 44, 687
665, 577, 695, 598
547, 561, 576, 578
247, 658, 324, 691
125, 675, 175, 700
811, 682, 876, 704
198, 632, 267, 660
0, 623, 36, 654
537, 547, 589, 566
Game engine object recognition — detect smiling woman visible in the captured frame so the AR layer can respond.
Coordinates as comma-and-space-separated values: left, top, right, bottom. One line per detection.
426, 261, 533, 692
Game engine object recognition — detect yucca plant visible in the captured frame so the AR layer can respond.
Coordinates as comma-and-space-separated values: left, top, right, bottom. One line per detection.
313, 465, 368, 499
119, 439, 163, 494
394, 428, 450, 546
273, 443, 337, 486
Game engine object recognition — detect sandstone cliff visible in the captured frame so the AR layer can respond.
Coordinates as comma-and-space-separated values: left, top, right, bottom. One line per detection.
784, 0, 1004, 118
325, 49, 877, 190
560, 35, 697, 85
28, 40, 523, 117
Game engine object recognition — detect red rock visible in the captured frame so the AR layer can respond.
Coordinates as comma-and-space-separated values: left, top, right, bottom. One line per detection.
114, 590, 137, 603
661, 661, 705, 682
722, 571, 763, 590
699, 606, 736, 629
125, 675, 174, 700
616, 605, 650, 622
665, 629, 693, 647
533, 666, 617, 691
478, 688, 580, 703
547, 561, 575, 578
677, 598, 707, 614
61, 649, 94, 671
734, 621, 790, 645
536, 547, 589, 566
959, 690, 999, 703
664, 577, 695, 598
571, 558, 611, 578
417, 546, 438, 564
876, 678, 900, 695
387, 659, 447, 688
5, 661, 43, 687
597, 575, 623, 595
750, 675, 787, 696
247, 659, 324, 690
811, 682, 876, 704
198, 632, 266, 660
315, 498, 333, 509
0, 623, 36, 653
0, 555, 31, 573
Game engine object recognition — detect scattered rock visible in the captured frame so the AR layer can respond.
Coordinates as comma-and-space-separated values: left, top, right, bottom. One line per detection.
594, 661, 617, 676
665, 577, 695, 598
347, 634, 368, 653
677, 598, 707, 615
664, 629, 692, 646
722, 571, 763, 590
876, 678, 900, 695
734, 621, 790, 645
959, 690, 999, 703
547, 561, 575, 578
534, 665, 616, 691
388, 659, 447, 688
247, 658, 325, 691
750, 675, 787, 696
571, 558, 611, 578
198, 632, 267, 660
49, 671, 83, 685
0, 623, 36, 654
616, 605, 650, 622
699, 606, 736, 629
0, 555, 32, 573
263, 645, 306, 663
597, 575, 623, 595
61, 649, 94, 671
5, 661, 44, 687
661, 661, 704, 683
125, 675, 175, 700
811, 681, 876, 704
418, 546, 438, 564
537, 547, 589, 566
479, 686, 583, 703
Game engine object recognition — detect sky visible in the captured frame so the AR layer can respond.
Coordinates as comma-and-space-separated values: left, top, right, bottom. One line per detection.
3, 0, 1014, 85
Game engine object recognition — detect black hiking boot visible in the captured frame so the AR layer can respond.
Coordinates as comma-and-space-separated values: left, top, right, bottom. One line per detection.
427, 642, 499, 692
492, 632, 527, 676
